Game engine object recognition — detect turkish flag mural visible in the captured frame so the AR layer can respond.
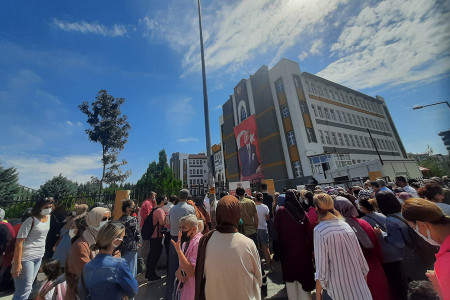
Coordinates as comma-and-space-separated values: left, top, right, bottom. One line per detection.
233, 115, 264, 182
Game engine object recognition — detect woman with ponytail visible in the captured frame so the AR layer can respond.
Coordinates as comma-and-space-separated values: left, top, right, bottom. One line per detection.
402, 198, 450, 300
79, 221, 138, 300
313, 193, 372, 300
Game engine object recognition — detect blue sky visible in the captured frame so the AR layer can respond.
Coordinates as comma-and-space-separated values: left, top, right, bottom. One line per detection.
1, 0, 449, 189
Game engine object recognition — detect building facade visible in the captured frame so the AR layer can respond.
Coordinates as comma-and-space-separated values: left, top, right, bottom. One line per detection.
170, 152, 209, 195
220, 58, 409, 190
212, 143, 226, 184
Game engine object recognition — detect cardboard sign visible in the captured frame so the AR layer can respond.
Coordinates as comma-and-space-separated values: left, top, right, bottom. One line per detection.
229, 181, 251, 196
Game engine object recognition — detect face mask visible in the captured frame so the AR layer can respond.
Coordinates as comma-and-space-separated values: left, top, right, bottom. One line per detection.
36, 272, 47, 281
94, 220, 108, 230
414, 223, 440, 246
41, 208, 52, 216
69, 229, 77, 238
180, 230, 190, 244
112, 238, 123, 248
72, 211, 77, 216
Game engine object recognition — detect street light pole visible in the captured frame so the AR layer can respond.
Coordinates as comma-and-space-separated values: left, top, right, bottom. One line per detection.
412, 101, 450, 110
197, 0, 216, 227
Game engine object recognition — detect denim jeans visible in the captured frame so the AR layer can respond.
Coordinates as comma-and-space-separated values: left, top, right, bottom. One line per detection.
122, 251, 138, 278
12, 258, 42, 300
165, 235, 179, 300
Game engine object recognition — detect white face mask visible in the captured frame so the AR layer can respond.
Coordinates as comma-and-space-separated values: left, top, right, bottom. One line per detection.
69, 229, 77, 238
36, 272, 47, 281
94, 220, 108, 230
414, 223, 440, 247
112, 238, 123, 248
72, 211, 77, 216
41, 208, 52, 216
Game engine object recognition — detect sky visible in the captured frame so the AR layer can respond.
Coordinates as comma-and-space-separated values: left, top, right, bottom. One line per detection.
1, 0, 449, 189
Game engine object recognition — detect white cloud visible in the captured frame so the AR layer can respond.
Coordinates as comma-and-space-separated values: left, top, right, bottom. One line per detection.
317, 0, 450, 89
53, 18, 127, 37
65, 120, 74, 126
3, 154, 102, 189
167, 97, 195, 116
309, 39, 323, 55
142, 0, 349, 75
298, 51, 308, 61
177, 137, 199, 143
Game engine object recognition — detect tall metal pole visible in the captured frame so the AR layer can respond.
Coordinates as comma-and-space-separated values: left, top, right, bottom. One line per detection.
367, 128, 384, 165
197, 0, 216, 227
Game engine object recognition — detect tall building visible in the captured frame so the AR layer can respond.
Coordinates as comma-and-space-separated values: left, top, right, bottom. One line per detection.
220, 58, 408, 190
212, 143, 225, 184
170, 152, 209, 195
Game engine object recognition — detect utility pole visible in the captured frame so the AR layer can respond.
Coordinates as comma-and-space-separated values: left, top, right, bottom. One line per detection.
197, 0, 216, 227
367, 128, 384, 165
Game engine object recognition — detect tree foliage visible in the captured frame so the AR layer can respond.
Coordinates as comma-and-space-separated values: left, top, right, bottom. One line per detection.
136, 149, 182, 196
421, 158, 447, 177
0, 163, 20, 200
77, 176, 102, 196
38, 174, 78, 200
79, 90, 131, 190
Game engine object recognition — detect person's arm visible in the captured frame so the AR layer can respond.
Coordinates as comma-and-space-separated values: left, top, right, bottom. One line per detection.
315, 280, 322, 300
253, 204, 259, 231
11, 238, 25, 277
171, 231, 195, 278
72, 242, 92, 276
118, 260, 139, 298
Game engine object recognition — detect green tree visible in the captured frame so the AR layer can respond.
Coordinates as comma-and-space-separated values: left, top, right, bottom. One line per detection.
421, 158, 447, 177
38, 174, 78, 200
77, 176, 102, 196
136, 149, 182, 197
0, 163, 20, 200
79, 90, 131, 192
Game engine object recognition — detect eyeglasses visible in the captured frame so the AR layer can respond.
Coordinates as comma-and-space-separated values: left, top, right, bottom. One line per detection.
101, 217, 109, 221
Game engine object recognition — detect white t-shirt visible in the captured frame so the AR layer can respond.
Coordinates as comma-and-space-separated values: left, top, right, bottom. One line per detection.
17, 216, 50, 261
256, 204, 269, 230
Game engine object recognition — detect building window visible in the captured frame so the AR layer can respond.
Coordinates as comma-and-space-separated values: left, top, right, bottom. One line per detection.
354, 135, 361, 147
311, 104, 318, 117
293, 161, 302, 177
331, 132, 338, 145
359, 136, 366, 148
356, 116, 362, 126
306, 128, 316, 143
287, 131, 296, 145
347, 113, 353, 124
317, 106, 323, 118
200, 169, 203, 174
337, 133, 344, 146
324, 108, 330, 119
325, 131, 331, 144
349, 135, 355, 147
341, 111, 347, 123
240, 106, 247, 123
352, 114, 358, 125
281, 104, 290, 118
318, 130, 325, 144
365, 137, 372, 148
343, 134, 350, 146
190, 179, 192, 185
330, 109, 336, 120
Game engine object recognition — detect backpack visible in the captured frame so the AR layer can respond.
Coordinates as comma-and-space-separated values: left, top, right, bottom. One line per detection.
141, 208, 160, 240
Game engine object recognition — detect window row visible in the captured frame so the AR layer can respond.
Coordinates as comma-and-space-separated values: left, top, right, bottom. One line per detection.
189, 160, 205, 165
317, 130, 398, 151
189, 179, 207, 185
311, 104, 390, 132
305, 80, 383, 114
189, 168, 203, 175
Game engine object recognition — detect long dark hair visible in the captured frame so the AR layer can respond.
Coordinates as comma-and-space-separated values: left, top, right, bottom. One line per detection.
31, 197, 54, 218
42, 258, 61, 281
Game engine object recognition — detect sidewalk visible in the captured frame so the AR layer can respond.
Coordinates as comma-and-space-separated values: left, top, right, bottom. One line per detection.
0, 261, 288, 300
135, 261, 288, 300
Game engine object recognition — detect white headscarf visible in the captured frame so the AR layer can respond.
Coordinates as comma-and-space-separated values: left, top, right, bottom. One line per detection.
82, 207, 109, 246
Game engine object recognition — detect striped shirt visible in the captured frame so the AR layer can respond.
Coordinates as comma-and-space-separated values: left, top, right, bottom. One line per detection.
314, 218, 372, 300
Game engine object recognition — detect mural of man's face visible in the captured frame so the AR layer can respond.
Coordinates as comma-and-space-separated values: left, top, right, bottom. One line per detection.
243, 130, 249, 145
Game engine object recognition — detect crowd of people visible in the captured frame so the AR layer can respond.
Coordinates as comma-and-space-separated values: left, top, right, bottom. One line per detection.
0, 176, 448, 300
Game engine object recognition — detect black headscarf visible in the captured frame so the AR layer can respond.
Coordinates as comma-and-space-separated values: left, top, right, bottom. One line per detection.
285, 190, 306, 223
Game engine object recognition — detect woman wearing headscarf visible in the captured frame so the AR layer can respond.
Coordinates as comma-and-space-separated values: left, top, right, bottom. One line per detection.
334, 196, 393, 300
274, 190, 315, 300
194, 196, 211, 232
52, 204, 88, 268
64, 207, 110, 300
195, 195, 262, 300
187, 199, 209, 234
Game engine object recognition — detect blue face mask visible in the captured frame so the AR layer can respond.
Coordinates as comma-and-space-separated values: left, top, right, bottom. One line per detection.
94, 220, 108, 230
414, 223, 440, 246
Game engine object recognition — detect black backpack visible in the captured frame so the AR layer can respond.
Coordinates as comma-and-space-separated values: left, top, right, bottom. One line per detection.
141, 208, 160, 240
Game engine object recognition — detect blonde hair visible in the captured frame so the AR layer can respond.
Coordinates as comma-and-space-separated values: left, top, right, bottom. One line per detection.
313, 193, 342, 221
91, 221, 125, 251
180, 214, 198, 231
